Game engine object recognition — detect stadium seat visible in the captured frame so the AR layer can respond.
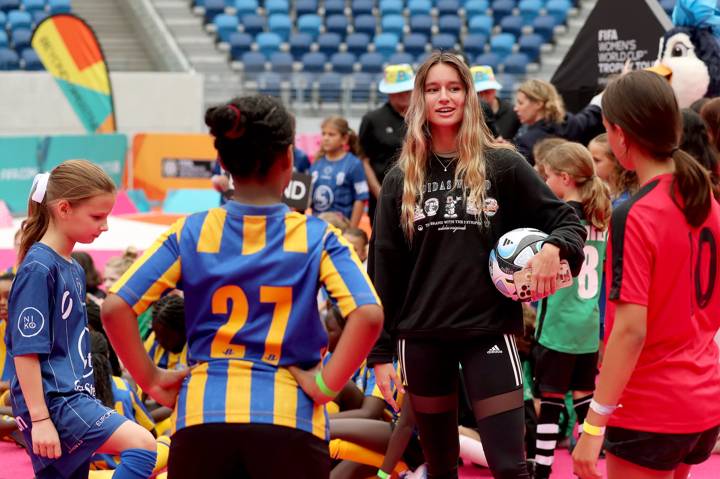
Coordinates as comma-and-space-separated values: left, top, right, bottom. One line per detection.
464, 0, 489, 19
31, 9, 47, 25
502, 52, 529, 73
491, 0, 514, 23
229, 32, 253, 60
203, 0, 225, 23
325, 14, 348, 38
241, 13, 266, 36
214, 14, 239, 43
8, 10, 31, 30
298, 13, 322, 38
407, 0, 431, 15
438, 15, 462, 39
351, 72, 374, 102
256, 31, 282, 56
301, 51, 327, 72
295, 0, 319, 16
268, 13, 291, 40
380, 14, 404, 37
345, 32, 370, 55
545, 0, 571, 25
475, 51, 500, 70
416, 51, 431, 64
468, 15, 493, 36
403, 32, 428, 56
11, 28, 30, 51
317, 72, 344, 102
317, 32, 342, 56
353, 14, 376, 36
289, 32, 313, 59
379, 0, 403, 15
518, 0, 541, 24
0, 11, 6, 27
517, 32, 542, 61
324, 0, 345, 15
20, 48, 39, 70
241, 51, 267, 73
490, 33, 515, 60
387, 51, 414, 65
409, 14, 433, 36
291, 72, 314, 101
351, 0, 373, 15
0, 31, 7, 49
257, 71, 284, 98
432, 33, 456, 51
47, 0, 70, 13
500, 15, 523, 39
0, 0, 19, 14
330, 51, 356, 73
462, 32, 488, 58
660, 0, 675, 16
269, 51, 294, 73
437, 0, 460, 16
163, 189, 221, 214
265, 0, 288, 16
0, 47, 18, 69
234, 0, 258, 18
374, 32, 398, 59
532, 14, 556, 43
359, 51, 384, 73
21, 0, 45, 15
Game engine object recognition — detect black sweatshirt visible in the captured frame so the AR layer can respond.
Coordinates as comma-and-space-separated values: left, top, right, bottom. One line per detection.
367, 147, 586, 365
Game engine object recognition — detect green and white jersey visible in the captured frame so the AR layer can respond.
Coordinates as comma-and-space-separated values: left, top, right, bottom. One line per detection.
536, 202, 607, 354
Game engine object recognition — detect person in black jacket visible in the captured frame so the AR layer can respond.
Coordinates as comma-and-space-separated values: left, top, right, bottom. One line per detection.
369, 52, 586, 479
513, 79, 604, 166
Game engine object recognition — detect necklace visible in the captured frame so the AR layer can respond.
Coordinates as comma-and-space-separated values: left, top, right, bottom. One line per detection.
433, 152, 456, 172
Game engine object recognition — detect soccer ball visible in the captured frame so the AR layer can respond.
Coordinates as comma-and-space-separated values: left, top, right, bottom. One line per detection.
489, 227, 548, 301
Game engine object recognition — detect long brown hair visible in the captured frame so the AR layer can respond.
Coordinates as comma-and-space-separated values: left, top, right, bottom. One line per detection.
602, 70, 713, 227
398, 51, 508, 240
315, 116, 363, 161
19, 160, 116, 263
589, 133, 638, 198
544, 142, 611, 231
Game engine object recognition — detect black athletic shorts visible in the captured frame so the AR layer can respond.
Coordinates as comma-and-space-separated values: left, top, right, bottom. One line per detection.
605, 425, 720, 471
168, 423, 330, 478
533, 343, 597, 395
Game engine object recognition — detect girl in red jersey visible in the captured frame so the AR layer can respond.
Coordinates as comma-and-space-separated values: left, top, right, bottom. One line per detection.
573, 70, 720, 479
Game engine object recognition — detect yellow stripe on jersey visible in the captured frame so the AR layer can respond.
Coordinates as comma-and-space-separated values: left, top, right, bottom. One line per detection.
260, 286, 292, 365
312, 401, 327, 439
283, 214, 308, 253
320, 250, 358, 317
132, 260, 181, 315
225, 360, 252, 423
197, 208, 227, 254
273, 367, 298, 429
183, 362, 209, 427
242, 216, 266, 255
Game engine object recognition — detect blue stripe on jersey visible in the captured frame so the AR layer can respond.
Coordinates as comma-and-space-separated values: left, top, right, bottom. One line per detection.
203, 361, 230, 423
250, 363, 270, 424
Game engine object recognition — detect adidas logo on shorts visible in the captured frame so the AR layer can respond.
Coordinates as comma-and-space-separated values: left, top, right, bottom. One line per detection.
487, 345, 503, 354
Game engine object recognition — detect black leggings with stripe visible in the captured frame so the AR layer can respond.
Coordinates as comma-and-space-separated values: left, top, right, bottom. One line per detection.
398, 335, 531, 479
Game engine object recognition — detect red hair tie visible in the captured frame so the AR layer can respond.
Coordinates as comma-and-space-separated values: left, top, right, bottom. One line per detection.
225, 104, 244, 139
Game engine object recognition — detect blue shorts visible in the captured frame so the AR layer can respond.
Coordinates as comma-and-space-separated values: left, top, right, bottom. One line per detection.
16, 394, 127, 478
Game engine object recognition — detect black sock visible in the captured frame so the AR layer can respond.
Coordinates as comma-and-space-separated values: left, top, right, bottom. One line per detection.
573, 394, 593, 433
534, 396, 564, 479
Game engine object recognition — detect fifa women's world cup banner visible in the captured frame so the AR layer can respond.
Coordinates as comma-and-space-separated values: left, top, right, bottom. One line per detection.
31, 14, 116, 134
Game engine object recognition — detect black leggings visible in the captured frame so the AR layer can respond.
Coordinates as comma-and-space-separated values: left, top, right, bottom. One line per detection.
168, 423, 330, 478
398, 335, 530, 479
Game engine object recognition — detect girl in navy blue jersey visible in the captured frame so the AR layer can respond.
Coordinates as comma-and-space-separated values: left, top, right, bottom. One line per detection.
7, 159, 167, 479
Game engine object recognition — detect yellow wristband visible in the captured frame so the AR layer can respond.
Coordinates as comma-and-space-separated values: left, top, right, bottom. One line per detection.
582, 420, 606, 437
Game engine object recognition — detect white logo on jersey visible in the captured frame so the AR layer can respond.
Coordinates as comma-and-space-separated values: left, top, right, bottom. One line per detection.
487, 345, 503, 354
61, 291, 73, 320
313, 185, 334, 212
336, 172, 346, 186
78, 328, 94, 378
17, 307, 45, 338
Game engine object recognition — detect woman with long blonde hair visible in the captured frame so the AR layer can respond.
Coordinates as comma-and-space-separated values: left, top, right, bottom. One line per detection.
369, 52, 586, 479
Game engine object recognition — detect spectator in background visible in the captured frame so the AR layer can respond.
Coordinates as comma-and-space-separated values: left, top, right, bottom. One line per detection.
471, 65, 520, 140
359, 64, 413, 224
682, 108, 720, 199
291, 114, 312, 174
71, 251, 105, 302
513, 79, 604, 165
343, 227, 369, 265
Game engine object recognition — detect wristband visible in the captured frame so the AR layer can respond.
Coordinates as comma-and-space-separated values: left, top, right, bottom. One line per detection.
377, 469, 390, 479
31, 416, 50, 423
582, 420, 606, 437
589, 398, 619, 416
315, 372, 340, 398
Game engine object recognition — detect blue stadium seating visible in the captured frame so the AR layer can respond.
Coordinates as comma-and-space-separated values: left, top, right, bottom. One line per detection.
302, 51, 327, 72
379, 0, 403, 15
318, 72, 343, 102
214, 14, 239, 43
203, 0, 225, 23
532, 14, 556, 43
518, 32, 542, 61
241, 51, 267, 73
234, 0, 258, 18
388, 51, 414, 65
359, 51, 384, 73
475, 51, 500, 70
11, 28, 30, 51
351, 0, 373, 15
345, 32, 370, 55
257, 71, 283, 98
468, 15, 493, 36
437, 0, 460, 16
491, 0, 514, 23
0, 0, 19, 14
297, 14, 322, 38
403, 33, 428, 56
268, 13, 291, 40
48, 0, 70, 13
8, 10, 31, 30
407, 0, 431, 15
660, 0, 675, 16
325, 14, 348, 38
351, 72, 374, 102
503, 52, 529, 73
330, 51, 356, 73
295, 0, 318, 16
354, 14, 376, 36
256, 31, 282, 56
500, 15, 523, 39
432, 33, 456, 50
0, 47, 18, 69
317, 32, 341, 55
374, 32, 398, 58
381, 14, 404, 37
229, 32, 253, 60
438, 15, 462, 39
269, 51, 294, 73
0, 11, 6, 27
409, 14, 433, 36
289, 32, 313, 58
462, 32, 487, 58
490, 33, 515, 60
21, 0, 45, 15
32, 10, 47, 24
545, 0, 571, 25
0, 31, 6, 48
265, 0, 289, 16
324, 0, 345, 15
464, 0, 488, 19
241, 13, 266, 36
518, 0, 541, 24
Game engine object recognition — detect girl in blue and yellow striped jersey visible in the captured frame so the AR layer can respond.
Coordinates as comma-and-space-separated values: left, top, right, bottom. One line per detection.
101, 95, 384, 479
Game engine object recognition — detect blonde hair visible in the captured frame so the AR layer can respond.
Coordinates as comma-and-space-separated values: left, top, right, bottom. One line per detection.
105, 247, 139, 276
316, 116, 363, 160
399, 51, 509, 240
544, 142, 611, 231
20, 160, 116, 263
533, 137, 567, 179
318, 211, 351, 233
589, 133, 638, 198
517, 79, 565, 124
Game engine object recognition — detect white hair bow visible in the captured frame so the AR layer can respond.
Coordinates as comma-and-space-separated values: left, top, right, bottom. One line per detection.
31, 172, 50, 203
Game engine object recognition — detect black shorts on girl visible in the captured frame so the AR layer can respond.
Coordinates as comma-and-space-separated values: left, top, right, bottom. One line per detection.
533, 343, 598, 395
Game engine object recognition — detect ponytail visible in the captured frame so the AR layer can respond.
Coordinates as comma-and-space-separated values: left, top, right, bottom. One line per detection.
671, 149, 713, 227
581, 176, 612, 231
347, 129, 364, 158
19, 196, 50, 264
